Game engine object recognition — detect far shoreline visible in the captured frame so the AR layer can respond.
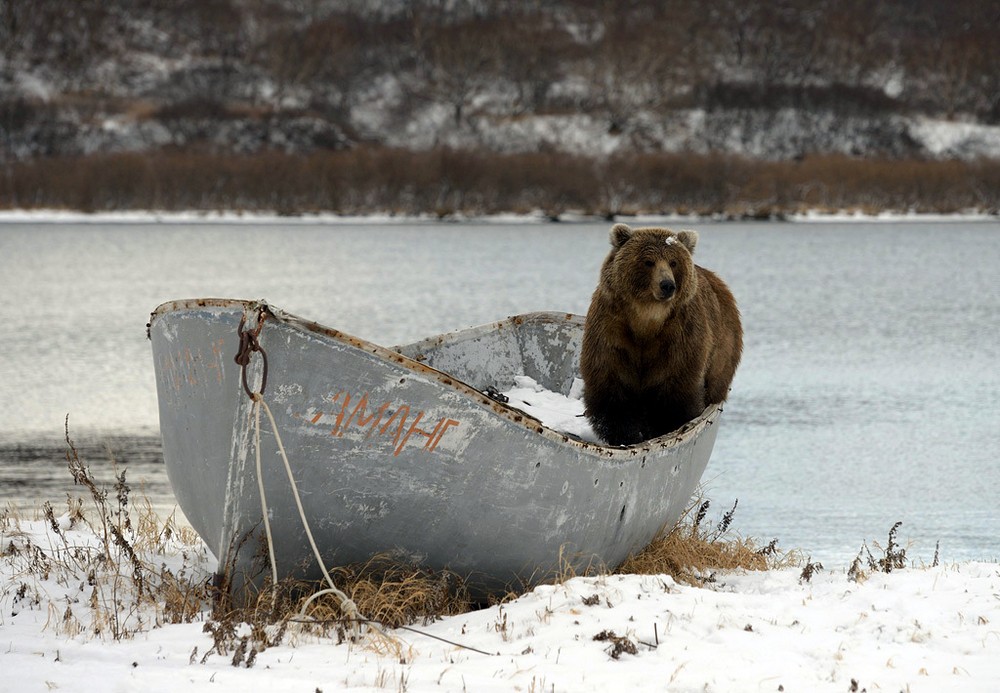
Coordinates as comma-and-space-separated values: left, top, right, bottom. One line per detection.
1, 208, 997, 225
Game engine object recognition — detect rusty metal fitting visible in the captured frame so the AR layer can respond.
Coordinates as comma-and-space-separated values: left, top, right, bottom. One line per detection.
235, 306, 269, 398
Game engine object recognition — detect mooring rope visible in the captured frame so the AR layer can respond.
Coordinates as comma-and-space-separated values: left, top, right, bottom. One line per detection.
250, 392, 365, 638
236, 308, 493, 655
252, 396, 279, 589
251, 393, 501, 656
236, 306, 363, 637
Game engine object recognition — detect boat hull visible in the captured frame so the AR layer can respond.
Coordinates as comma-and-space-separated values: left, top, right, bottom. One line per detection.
149, 299, 721, 597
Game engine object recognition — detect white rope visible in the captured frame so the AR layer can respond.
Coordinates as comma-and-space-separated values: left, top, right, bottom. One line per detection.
253, 397, 279, 590
247, 386, 483, 656
250, 392, 364, 635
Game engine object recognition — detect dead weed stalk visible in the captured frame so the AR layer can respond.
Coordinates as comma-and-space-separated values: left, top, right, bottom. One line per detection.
848, 521, 909, 583
0, 422, 213, 641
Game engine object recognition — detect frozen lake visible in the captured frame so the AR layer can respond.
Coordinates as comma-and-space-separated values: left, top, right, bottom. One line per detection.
1, 217, 998, 567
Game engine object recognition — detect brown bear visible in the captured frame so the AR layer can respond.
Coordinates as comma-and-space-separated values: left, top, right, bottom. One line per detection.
580, 223, 742, 446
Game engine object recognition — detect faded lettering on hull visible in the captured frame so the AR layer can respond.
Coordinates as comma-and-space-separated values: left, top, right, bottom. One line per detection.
158, 338, 228, 392
303, 390, 461, 457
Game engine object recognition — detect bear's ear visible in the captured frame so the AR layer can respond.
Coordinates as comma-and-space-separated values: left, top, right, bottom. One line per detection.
610, 223, 633, 248
676, 230, 699, 253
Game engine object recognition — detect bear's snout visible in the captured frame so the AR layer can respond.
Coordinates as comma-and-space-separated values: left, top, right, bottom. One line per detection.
658, 278, 676, 299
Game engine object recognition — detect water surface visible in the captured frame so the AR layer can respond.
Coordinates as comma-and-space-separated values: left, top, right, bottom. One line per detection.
1, 219, 997, 566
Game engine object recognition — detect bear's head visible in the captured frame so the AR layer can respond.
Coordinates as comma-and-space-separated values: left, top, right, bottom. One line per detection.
602, 223, 699, 308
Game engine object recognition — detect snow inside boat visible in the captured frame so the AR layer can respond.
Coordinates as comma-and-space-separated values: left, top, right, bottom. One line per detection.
148, 299, 722, 598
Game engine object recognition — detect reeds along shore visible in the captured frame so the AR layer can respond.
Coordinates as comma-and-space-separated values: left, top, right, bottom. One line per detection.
3, 149, 999, 218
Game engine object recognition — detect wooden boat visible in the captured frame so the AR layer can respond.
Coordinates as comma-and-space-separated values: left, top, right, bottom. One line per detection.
148, 299, 722, 598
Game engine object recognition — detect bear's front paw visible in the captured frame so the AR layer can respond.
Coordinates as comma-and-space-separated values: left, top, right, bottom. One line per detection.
592, 418, 645, 447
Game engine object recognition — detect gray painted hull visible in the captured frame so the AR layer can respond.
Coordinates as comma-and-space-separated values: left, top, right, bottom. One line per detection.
149, 299, 721, 597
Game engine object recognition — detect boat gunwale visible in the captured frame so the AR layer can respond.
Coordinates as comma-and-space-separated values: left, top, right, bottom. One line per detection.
149, 297, 722, 459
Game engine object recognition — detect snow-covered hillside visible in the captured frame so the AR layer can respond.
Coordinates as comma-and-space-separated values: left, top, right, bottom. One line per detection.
2, 0, 998, 162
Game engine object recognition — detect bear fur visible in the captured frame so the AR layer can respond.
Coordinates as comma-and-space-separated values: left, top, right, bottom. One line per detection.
580, 223, 742, 446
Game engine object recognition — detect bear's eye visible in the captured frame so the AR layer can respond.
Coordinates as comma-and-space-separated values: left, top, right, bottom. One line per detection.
644, 260, 655, 268
669, 260, 677, 268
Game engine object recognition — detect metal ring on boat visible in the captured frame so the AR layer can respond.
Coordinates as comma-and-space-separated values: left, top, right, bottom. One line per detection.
235, 311, 269, 398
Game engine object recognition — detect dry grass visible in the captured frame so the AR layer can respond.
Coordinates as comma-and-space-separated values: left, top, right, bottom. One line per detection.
325, 557, 470, 629
198, 555, 473, 664
617, 498, 798, 586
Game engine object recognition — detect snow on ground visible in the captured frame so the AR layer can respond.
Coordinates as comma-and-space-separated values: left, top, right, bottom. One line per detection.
2, 517, 999, 692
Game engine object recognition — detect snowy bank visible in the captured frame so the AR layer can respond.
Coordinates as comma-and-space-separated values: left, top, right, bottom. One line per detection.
0, 209, 997, 226
2, 516, 998, 692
